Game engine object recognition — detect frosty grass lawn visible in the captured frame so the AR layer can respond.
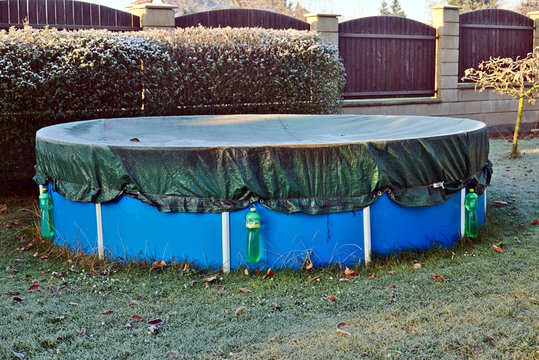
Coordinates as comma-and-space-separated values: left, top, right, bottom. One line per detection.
0, 138, 537, 360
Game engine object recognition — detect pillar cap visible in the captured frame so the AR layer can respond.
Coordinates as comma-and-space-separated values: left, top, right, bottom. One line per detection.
304, 13, 341, 18
431, 5, 461, 10
130, 3, 177, 10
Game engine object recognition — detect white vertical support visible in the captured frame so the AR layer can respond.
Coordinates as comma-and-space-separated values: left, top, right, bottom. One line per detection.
460, 188, 466, 238
221, 212, 230, 273
95, 203, 104, 260
363, 206, 371, 265
39, 184, 43, 194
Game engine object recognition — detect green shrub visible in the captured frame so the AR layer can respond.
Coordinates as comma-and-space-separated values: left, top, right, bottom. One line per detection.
0, 26, 345, 189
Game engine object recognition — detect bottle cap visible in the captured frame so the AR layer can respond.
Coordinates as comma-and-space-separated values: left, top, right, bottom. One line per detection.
42, 188, 48, 193
250, 207, 256, 212
469, 189, 474, 193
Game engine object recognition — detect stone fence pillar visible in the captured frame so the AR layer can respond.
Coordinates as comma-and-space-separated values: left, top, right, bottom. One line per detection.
528, 11, 539, 51
130, 2, 177, 30
304, 13, 340, 47
432, 5, 461, 102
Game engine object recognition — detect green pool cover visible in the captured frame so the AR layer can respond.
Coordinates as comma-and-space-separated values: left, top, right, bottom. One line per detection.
34, 114, 491, 214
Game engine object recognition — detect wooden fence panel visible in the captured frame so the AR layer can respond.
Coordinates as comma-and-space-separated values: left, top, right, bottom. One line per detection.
339, 16, 436, 99
0, 0, 141, 31
175, 8, 309, 31
459, 9, 534, 81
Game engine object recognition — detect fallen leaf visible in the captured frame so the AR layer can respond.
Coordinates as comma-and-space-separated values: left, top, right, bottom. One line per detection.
235, 307, 247, 316
124, 323, 132, 328
151, 260, 166, 270
367, 273, 377, 278
91, 267, 98, 275
493, 200, 510, 206
130, 137, 140, 142
336, 322, 347, 329
78, 328, 86, 337
344, 267, 358, 279
244, 268, 249, 276
189, 280, 198, 287
0, 204, 7, 215
336, 328, 351, 336
531, 219, 539, 225
492, 245, 504, 253
148, 325, 159, 334
389, 284, 397, 289
324, 295, 338, 302
203, 276, 217, 283
413, 263, 422, 269
8, 290, 20, 295
68, 302, 79, 306
239, 288, 251, 293
13, 297, 23, 303
451, 252, 456, 260
513, 237, 520, 243
168, 351, 180, 357
131, 315, 144, 322
216, 285, 224, 290
339, 278, 349, 283
130, 300, 139, 306
308, 276, 321, 282
304, 262, 313, 271
27, 284, 41, 292
147, 319, 163, 326
12, 351, 24, 359
432, 275, 446, 282
101, 310, 114, 315
11, 220, 21, 226
273, 303, 282, 312
263, 268, 275, 279
388, 271, 396, 275
56, 336, 63, 341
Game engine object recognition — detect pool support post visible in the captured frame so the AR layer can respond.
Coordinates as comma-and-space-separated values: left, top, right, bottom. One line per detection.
222, 212, 231, 273
96, 204, 104, 260
363, 206, 372, 264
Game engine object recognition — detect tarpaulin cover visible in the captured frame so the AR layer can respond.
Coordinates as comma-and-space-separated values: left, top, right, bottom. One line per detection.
34, 115, 491, 214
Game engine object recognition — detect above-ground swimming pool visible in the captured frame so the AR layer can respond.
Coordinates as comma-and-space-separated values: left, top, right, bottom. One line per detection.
34, 114, 491, 270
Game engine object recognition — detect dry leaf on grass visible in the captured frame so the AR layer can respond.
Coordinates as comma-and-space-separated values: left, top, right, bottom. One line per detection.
413, 263, 422, 269
0, 204, 7, 215
493, 200, 510, 206
344, 267, 358, 279
273, 303, 282, 312
151, 260, 166, 270
339, 278, 349, 283
263, 269, 275, 279
239, 288, 251, 293
388, 271, 396, 275
235, 307, 247, 316
68, 302, 79, 306
8, 290, 19, 295
432, 275, 446, 282
27, 284, 41, 292
131, 315, 144, 322
13, 297, 23, 303
336, 322, 351, 336
531, 219, 539, 225
492, 245, 504, 253
147, 319, 163, 326
367, 273, 377, 278
324, 295, 338, 302
203, 276, 217, 283
308, 276, 321, 282
130, 300, 139, 306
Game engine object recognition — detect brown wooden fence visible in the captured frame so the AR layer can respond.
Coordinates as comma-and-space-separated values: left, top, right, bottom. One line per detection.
175, 8, 309, 30
0, 0, 141, 31
338, 16, 436, 99
459, 9, 534, 81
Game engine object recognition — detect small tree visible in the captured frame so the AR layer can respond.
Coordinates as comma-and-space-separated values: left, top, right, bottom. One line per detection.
390, 0, 406, 17
379, 1, 391, 15
463, 47, 539, 157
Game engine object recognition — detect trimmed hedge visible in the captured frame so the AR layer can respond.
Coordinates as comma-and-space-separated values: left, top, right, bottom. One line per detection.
0, 26, 345, 188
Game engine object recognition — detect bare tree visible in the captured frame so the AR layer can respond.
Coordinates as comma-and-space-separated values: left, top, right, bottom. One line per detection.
463, 48, 539, 157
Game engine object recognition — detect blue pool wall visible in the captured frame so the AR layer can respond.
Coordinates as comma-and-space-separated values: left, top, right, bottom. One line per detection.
47, 184, 487, 269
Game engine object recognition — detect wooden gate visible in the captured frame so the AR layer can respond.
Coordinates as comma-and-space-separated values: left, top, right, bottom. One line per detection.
175, 8, 309, 30
339, 16, 436, 99
459, 9, 534, 81
0, 0, 141, 31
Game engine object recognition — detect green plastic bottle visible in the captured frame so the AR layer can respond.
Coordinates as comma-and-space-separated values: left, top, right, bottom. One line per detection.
465, 188, 478, 238
245, 207, 261, 263
39, 188, 54, 238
